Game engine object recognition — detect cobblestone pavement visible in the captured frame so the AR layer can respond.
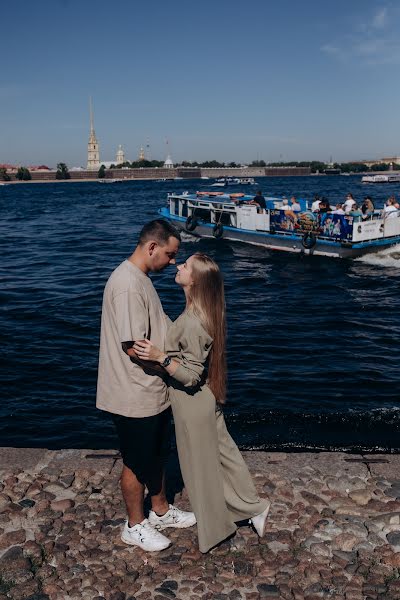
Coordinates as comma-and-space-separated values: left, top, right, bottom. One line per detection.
1, 449, 400, 600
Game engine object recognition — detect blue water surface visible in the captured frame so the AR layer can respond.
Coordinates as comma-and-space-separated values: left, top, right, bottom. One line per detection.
1, 176, 400, 451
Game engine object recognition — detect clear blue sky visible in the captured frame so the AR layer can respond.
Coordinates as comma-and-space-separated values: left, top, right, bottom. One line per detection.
1, 0, 399, 167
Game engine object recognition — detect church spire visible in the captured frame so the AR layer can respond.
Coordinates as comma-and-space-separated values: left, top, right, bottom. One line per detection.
87, 97, 100, 171
89, 97, 95, 135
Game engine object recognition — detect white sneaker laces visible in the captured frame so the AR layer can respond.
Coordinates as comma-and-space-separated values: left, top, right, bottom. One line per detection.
140, 520, 165, 539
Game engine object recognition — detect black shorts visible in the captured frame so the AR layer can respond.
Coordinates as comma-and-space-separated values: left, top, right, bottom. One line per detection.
112, 407, 171, 496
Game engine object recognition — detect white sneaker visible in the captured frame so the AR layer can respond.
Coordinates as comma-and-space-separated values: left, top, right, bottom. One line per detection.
250, 501, 271, 537
121, 519, 171, 551
148, 504, 196, 530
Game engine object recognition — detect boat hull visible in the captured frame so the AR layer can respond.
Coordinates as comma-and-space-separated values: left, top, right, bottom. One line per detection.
159, 208, 400, 258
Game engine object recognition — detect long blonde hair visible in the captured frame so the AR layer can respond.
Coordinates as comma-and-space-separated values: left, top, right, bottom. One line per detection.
187, 253, 226, 404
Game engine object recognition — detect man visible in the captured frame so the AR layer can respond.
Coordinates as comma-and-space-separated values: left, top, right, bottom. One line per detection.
249, 190, 267, 209
97, 219, 196, 552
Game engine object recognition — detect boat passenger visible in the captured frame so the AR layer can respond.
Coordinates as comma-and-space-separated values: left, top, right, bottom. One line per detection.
382, 197, 399, 218
361, 197, 375, 219
349, 203, 363, 222
318, 198, 332, 213
248, 190, 266, 210
344, 193, 356, 214
332, 203, 345, 215
290, 196, 301, 211
281, 197, 291, 210
311, 195, 321, 212
390, 195, 400, 209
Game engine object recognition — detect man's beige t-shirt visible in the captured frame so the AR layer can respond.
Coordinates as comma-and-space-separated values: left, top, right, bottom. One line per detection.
96, 260, 169, 418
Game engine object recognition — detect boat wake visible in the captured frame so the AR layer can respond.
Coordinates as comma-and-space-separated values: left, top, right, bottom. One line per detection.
355, 244, 400, 268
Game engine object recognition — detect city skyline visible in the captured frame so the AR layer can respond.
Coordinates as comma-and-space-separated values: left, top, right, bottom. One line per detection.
1, 0, 399, 166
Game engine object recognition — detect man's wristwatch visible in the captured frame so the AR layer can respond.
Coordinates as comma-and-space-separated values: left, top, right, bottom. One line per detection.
160, 355, 172, 368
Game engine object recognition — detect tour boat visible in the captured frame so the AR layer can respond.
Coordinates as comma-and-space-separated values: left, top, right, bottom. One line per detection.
159, 191, 400, 258
362, 173, 400, 184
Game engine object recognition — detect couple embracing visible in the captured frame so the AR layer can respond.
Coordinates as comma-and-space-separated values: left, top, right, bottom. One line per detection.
96, 219, 270, 553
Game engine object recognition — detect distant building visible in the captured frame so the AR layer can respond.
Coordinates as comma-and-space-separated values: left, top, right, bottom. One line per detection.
87, 98, 100, 171
116, 145, 125, 165
139, 147, 145, 161
382, 156, 400, 165
164, 154, 174, 169
28, 165, 51, 171
359, 156, 400, 167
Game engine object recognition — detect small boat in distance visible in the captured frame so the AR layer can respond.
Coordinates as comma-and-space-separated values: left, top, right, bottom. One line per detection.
362, 173, 400, 184
159, 191, 400, 259
237, 177, 256, 185
97, 178, 122, 183
211, 177, 256, 187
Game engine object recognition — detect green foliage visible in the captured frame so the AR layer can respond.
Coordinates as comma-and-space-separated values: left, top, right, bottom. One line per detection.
15, 166, 31, 180
98, 164, 106, 178
0, 167, 11, 181
56, 162, 70, 180
250, 160, 266, 167
199, 160, 226, 168
337, 162, 368, 173
370, 162, 390, 171
176, 161, 201, 167
113, 160, 165, 169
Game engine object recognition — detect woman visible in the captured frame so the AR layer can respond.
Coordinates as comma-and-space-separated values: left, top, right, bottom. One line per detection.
382, 197, 399, 218
361, 197, 375, 219
344, 193, 356, 214
133, 253, 270, 553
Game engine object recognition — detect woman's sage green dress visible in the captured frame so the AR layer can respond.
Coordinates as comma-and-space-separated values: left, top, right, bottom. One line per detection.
166, 310, 269, 553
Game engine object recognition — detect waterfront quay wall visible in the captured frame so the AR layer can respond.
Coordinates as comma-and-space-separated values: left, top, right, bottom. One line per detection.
264, 166, 311, 176
201, 166, 310, 177
105, 166, 311, 179
4, 165, 310, 182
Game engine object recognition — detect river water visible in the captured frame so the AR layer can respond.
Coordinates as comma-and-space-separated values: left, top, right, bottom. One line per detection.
1, 176, 400, 451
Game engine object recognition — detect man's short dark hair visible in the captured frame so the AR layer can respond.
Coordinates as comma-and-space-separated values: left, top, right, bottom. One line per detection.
138, 219, 181, 246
